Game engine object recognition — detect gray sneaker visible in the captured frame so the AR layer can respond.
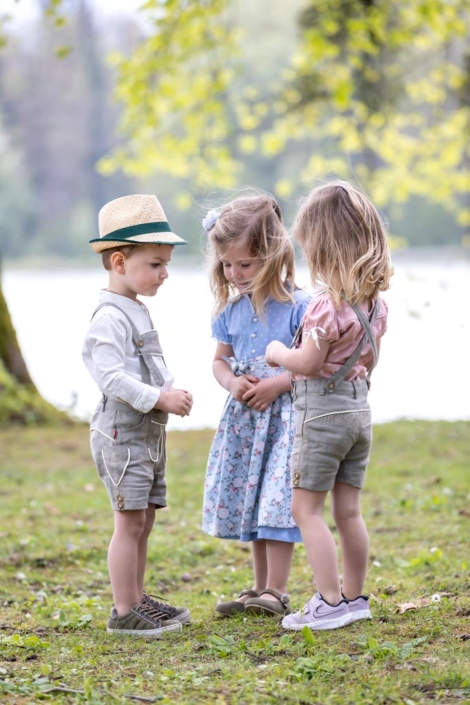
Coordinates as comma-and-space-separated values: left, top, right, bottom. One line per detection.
107, 602, 182, 637
345, 594, 372, 622
142, 592, 191, 624
282, 592, 353, 631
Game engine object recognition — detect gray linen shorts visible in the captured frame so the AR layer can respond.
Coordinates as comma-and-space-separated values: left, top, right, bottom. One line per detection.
291, 378, 372, 491
90, 397, 168, 511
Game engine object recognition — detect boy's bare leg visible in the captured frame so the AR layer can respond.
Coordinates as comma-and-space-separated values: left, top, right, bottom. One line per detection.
331, 482, 368, 599
136, 504, 156, 599
108, 509, 146, 615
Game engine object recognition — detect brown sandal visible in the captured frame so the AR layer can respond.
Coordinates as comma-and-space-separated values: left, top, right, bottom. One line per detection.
215, 589, 259, 617
244, 589, 291, 617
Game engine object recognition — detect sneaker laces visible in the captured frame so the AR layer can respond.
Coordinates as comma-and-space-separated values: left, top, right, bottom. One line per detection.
143, 592, 179, 619
138, 600, 169, 623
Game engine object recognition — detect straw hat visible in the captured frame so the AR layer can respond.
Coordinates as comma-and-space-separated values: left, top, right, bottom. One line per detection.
89, 194, 187, 253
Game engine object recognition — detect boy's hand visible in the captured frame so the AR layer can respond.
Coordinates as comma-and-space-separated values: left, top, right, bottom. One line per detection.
265, 341, 286, 367
155, 389, 193, 417
229, 374, 259, 403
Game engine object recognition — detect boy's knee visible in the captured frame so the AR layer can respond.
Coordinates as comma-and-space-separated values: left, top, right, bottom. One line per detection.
115, 509, 147, 538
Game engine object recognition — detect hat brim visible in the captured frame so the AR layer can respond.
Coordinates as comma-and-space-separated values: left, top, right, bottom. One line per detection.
89, 231, 187, 253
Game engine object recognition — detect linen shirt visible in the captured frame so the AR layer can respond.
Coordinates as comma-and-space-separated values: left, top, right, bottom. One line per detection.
292, 293, 388, 382
82, 290, 173, 413
212, 289, 311, 359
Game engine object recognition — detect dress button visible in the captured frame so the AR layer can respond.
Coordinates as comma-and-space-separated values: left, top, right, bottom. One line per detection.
251, 349, 256, 354
251, 333, 256, 338
253, 317, 258, 323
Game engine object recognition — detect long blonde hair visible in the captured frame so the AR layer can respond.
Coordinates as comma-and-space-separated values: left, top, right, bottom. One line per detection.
293, 180, 393, 307
207, 192, 296, 316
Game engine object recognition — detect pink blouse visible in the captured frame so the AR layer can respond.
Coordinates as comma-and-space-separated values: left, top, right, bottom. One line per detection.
292, 293, 388, 382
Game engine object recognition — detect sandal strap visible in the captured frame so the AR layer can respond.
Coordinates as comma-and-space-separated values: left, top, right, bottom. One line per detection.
238, 589, 259, 599
258, 589, 290, 607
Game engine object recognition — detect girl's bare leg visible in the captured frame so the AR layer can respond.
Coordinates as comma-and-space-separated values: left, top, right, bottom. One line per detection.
257, 539, 294, 601
292, 488, 342, 605
233, 539, 268, 603
331, 482, 368, 599
108, 509, 146, 615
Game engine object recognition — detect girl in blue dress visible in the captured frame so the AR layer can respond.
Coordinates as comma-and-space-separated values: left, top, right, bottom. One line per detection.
202, 193, 311, 618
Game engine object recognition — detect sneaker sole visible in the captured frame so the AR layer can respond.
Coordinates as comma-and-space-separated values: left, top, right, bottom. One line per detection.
215, 603, 245, 617
107, 622, 182, 637
282, 613, 353, 631
174, 608, 191, 624
349, 609, 372, 622
244, 604, 290, 617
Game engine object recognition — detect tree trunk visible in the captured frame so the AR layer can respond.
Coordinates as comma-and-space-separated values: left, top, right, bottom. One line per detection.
0, 276, 68, 423
0, 281, 35, 387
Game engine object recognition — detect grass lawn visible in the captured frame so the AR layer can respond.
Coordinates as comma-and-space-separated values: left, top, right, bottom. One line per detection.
0, 420, 469, 704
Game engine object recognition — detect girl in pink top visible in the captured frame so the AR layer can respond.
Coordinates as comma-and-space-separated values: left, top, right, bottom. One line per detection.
266, 180, 393, 631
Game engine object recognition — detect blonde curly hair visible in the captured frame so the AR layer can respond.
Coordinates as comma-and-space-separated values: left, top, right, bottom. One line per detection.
293, 180, 393, 307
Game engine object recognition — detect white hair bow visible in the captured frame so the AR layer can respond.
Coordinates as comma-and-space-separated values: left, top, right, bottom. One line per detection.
202, 210, 220, 232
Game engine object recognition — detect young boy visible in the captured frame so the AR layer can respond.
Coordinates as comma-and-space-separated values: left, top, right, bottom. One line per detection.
83, 194, 193, 637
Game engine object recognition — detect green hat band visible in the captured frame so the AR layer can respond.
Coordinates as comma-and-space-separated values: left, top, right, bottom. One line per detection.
91, 221, 172, 243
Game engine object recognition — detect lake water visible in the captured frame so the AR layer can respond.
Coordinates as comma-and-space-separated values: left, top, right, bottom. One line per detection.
3, 251, 469, 430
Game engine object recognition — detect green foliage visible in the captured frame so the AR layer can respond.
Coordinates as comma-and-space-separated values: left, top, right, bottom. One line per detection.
290, 651, 350, 681
0, 633, 50, 650
103, 0, 470, 236
356, 635, 426, 660
99, 0, 239, 190
267, 0, 470, 226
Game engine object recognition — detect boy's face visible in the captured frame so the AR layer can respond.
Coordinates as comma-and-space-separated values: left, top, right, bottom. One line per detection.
111, 243, 174, 299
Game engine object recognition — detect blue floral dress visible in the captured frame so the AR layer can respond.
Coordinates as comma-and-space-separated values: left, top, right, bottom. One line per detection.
202, 290, 311, 542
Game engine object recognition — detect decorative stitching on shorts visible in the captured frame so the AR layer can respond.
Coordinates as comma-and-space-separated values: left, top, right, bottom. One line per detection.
304, 409, 370, 424
329, 411, 370, 430
148, 424, 165, 463
90, 427, 114, 442
101, 448, 130, 487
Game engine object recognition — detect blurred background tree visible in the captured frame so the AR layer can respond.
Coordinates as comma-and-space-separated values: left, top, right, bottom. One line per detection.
0, 0, 469, 262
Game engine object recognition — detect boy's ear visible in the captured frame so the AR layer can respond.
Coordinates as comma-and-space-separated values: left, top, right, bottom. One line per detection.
110, 250, 126, 273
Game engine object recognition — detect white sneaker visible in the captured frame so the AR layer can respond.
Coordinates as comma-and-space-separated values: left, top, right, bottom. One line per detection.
345, 594, 372, 622
282, 592, 353, 631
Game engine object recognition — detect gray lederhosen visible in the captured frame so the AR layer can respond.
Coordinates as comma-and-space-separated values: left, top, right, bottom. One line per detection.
291, 300, 380, 492
89, 303, 169, 511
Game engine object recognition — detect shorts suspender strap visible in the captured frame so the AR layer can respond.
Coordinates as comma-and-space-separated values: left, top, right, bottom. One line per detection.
92, 303, 155, 385
323, 298, 381, 393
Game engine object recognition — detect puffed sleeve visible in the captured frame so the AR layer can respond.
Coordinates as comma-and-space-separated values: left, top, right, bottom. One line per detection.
211, 309, 232, 345
376, 296, 388, 336
302, 294, 340, 344
290, 290, 312, 335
